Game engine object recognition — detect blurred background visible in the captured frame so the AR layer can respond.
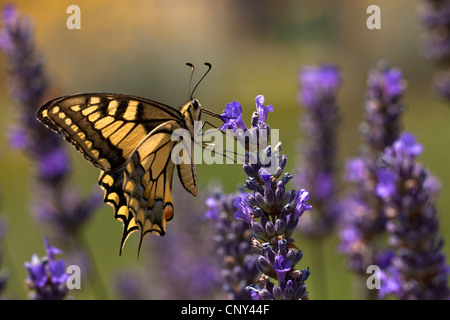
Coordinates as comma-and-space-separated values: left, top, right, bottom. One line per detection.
0, 0, 449, 299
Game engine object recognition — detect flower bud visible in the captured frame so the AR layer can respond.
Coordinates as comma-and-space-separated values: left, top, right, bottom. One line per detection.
273, 285, 283, 300
256, 255, 273, 276
275, 218, 285, 235
283, 280, 294, 300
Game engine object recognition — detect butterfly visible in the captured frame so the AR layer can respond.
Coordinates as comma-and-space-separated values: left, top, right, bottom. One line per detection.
36, 63, 221, 254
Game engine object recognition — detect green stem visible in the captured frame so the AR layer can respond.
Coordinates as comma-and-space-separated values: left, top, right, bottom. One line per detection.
309, 238, 328, 299
76, 233, 109, 300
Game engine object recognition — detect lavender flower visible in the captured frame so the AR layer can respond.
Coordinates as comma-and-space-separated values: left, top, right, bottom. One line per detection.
339, 62, 405, 280
205, 190, 259, 300
296, 64, 341, 237
223, 95, 311, 300
24, 237, 69, 300
418, 0, 450, 100
220, 101, 247, 132
0, 4, 105, 298
221, 95, 273, 162
0, 4, 101, 243
376, 132, 449, 299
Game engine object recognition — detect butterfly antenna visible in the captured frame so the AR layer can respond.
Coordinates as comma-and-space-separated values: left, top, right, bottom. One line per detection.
186, 62, 195, 100
190, 62, 212, 99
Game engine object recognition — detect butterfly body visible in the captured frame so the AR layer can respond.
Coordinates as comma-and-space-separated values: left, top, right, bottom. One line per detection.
37, 93, 201, 253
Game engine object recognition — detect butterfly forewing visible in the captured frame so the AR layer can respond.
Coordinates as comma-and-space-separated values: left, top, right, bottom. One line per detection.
37, 93, 182, 171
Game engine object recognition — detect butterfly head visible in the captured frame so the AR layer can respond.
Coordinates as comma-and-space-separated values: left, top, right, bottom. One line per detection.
180, 98, 201, 113
180, 98, 202, 127
191, 98, 201, 111
191, 98, 203, 120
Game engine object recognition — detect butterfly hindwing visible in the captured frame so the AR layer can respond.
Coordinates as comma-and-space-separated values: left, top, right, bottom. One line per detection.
98, 169, 138, 254
122, 120, 183, 250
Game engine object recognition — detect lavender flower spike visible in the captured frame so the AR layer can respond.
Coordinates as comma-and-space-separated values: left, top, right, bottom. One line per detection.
24, 237, 69, 300
339, 62, 405, 278
418, 0, 450, 100
296, 64, 341, 237
0, 4, 101, 243
376, 132, 449, 300
205, 191, 259, 300
224, 95, 311, 300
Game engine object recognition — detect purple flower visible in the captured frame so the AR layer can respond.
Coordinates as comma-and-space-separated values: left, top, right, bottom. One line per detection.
0, 5, 105, 298
383, 68, 404, 98
418, 0, 450, 100
392, 132, 423, 158
44, 237, 62, 261
376, 132, 449, 299
375, 167, 398, 199
255, 95, 273, 123
8, 125, 29, 150
339, 63, 405, 289
0, 3, 101, 239
296, 64, 341, 238
345, 158, 366, 183
379, 267, 402, 299
273, 254, 291, 285
367, 64, 405, 104
204, 196, 220, 220
0, 4, 20, 55
220, 96, 310, 299
205, 190, 259, 300
37, 147, 71, 180
293, 189, 312, 220
221, 95, 275, 164
259, 168, 273, 190
220, 101, 247, 131
298, 64, 341, 107
233, 197, 253, 225
24, 237, 69, 300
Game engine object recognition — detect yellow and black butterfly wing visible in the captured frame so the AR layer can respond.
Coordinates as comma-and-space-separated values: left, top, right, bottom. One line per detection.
37, 93, 184, 253
37, 93, 206, 253
36, 93, 182, 171
122, 120, 183, 251
98, 169, 138, 255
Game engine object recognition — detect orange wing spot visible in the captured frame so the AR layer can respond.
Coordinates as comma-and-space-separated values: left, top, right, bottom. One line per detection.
164, 204, 173, 221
